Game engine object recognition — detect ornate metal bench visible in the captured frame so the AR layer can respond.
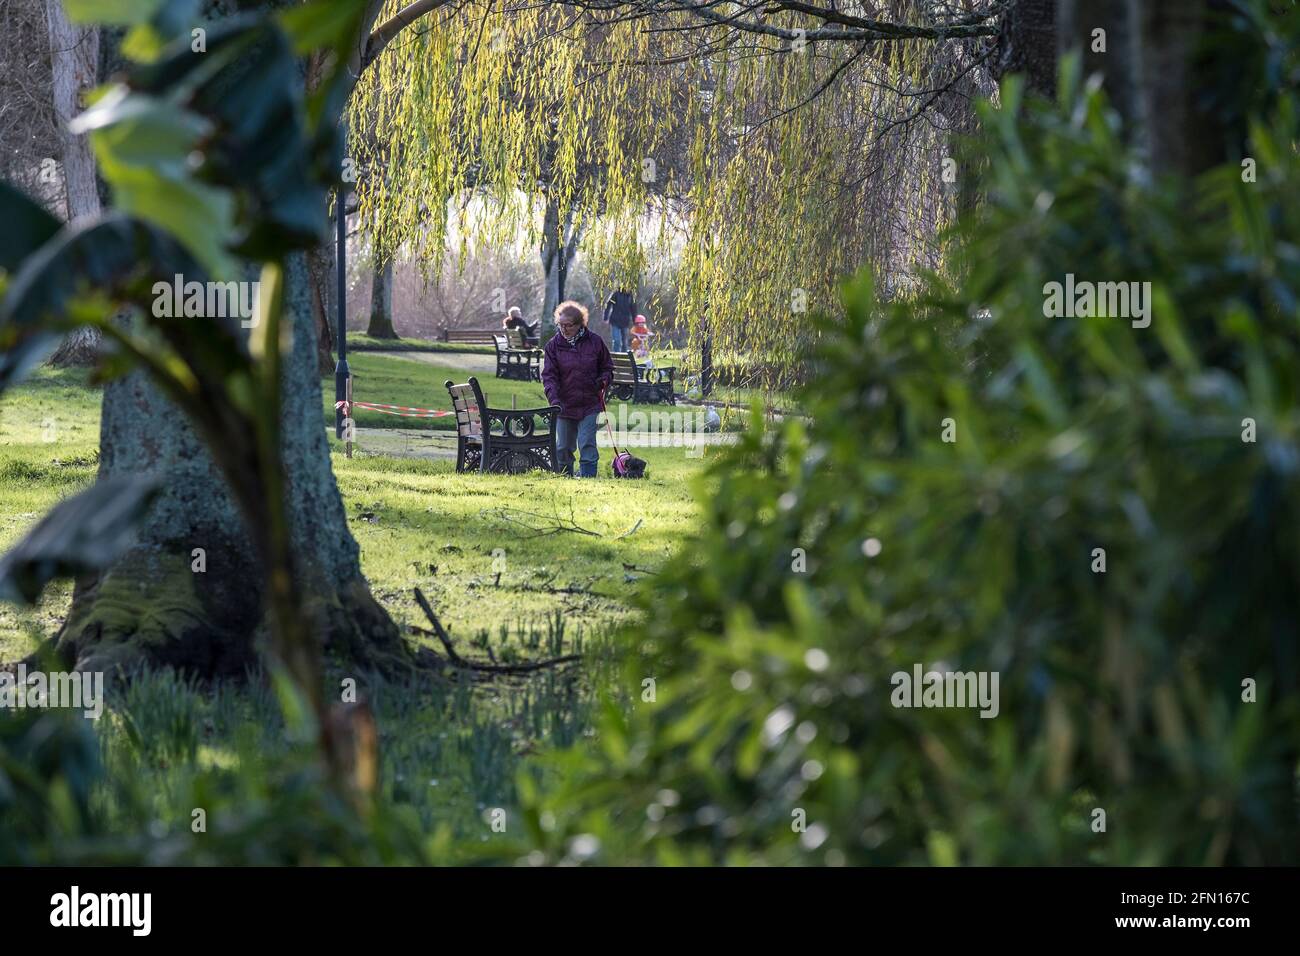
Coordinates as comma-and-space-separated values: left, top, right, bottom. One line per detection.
444, 376, 560, 473
493, 332, 542, 381
611, 351, 676, 405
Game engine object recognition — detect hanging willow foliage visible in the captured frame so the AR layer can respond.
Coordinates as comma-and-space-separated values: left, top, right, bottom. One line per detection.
349, 1, 996, 389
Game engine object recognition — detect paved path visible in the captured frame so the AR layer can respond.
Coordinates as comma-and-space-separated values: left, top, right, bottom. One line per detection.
368, 350, 496, 374
334, 426, 737, 462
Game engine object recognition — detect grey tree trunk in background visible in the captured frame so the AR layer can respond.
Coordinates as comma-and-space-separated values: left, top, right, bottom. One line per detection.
1056, 0, 1223, 176
58, 253, 404, 675
306, 243, 337, 373
995, 0, 1057, 98
44, 0, 102, 367
539, 195, 581, 339
365, 254, 398, 339
1127, 0, 1223, 176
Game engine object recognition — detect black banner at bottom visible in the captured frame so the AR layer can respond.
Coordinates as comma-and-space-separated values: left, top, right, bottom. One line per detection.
0, 865, 1287, 942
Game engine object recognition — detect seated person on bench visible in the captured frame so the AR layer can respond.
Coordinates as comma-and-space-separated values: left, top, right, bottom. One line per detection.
503, 307, 541, 347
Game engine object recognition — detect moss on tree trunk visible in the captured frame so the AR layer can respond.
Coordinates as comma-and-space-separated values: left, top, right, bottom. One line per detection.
52, 254, 412, 678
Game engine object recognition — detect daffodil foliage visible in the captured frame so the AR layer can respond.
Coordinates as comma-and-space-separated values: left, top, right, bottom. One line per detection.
350, 1, 993, 387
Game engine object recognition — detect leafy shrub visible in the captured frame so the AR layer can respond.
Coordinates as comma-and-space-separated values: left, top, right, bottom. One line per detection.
0, 710, 102, 864
518, 67, 1300, 865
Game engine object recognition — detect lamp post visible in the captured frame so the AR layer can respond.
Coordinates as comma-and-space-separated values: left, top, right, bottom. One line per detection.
334, 124, 349, 439
557, 241, 567, 304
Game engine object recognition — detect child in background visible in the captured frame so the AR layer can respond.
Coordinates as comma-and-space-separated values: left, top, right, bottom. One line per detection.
630, 314, 653, 364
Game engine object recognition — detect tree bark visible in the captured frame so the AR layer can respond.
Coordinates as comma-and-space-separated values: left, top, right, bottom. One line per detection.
539, 198, 562, 338
1058, 0, 1223, 176
44, 0, 102, 368
994, 0, 1058, 98
365, 253, 398, 339
700, 322, 714, 398
1057, 0, 1140, 128
307, 242, 337, 374
539, 196, 580, 339
56, 254, 406, 676
1127, 0, 1222, 176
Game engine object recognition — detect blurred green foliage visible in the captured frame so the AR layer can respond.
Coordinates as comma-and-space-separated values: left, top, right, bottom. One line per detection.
0, 644, 614, 864
516, 62, 1300, 865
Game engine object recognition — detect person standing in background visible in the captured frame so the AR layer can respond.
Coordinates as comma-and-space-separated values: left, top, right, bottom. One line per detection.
602, 289, 635, 353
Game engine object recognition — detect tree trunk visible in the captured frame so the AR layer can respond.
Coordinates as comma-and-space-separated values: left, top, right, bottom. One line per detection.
44, 0, 102, 368
539, 199, 562, 339
1127, 0, 1222, 176
700, 322, 714, 398
55, 254, 406, 677
365, 253, 398, 339
994, 0, 1057, 98
307, 243, 336, 374
47, 1, 411, 678
539, 196, 580, 339
1057, 0, 1140, 128
1058, 0, 1222, 176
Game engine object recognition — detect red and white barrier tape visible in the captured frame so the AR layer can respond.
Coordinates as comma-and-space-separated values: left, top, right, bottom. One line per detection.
335, 400, 463, 419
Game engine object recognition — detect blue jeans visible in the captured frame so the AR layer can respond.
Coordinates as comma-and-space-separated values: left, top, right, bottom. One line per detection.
557, 413, 599, 477
610, 325, 629, 353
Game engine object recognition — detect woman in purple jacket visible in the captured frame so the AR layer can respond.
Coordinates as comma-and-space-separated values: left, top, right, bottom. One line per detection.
541, 300, 614, 477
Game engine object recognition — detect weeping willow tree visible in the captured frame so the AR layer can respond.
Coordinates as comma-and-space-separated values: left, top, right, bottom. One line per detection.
10, 0, 1008, 678
350, 0, 1000, 388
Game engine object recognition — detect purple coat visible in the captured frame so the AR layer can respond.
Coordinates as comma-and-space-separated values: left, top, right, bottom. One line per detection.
542, 328, 614, 420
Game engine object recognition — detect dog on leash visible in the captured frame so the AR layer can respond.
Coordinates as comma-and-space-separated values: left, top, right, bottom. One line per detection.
612, 450, 647, 478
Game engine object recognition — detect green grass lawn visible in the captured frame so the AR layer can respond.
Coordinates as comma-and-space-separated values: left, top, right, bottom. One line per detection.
0, 366, 102, 662
330, 448, 702, 642
4, 357, 714, 657
0, 356, 715, 844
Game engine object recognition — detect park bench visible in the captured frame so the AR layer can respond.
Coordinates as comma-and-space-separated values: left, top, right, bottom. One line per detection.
442, 328, 499, 345
493, 332, 542, 382
610, 351, 677, 405
444, 376, 560, 474
507, 322, 542, 347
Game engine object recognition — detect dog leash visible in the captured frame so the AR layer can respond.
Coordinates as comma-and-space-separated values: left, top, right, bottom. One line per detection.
598, 386, 622, 458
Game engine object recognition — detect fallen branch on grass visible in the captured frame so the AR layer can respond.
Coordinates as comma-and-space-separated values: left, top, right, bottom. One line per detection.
480, 504, 602, 538
512, 570, 604, 597
411, 588, 581, 674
